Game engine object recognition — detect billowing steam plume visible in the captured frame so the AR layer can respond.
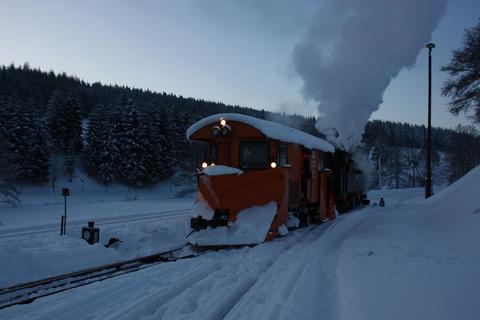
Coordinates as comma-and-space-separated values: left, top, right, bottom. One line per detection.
293, 0, 448, 151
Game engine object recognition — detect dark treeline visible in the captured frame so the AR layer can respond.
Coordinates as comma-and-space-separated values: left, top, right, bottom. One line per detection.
0, 64, 317, 191
1, 64, 479, 197
363, 120, 480, 188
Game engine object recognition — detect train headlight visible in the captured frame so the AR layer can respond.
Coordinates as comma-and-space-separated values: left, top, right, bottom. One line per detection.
270, 161, 277, 168
220, 119, 227, 127
211, 163, 215, 166
212, 126, 221, 136
201, 162, 208, 168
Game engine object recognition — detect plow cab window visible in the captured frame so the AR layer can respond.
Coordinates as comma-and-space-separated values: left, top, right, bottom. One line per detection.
239, 142, 268, 169
277, 143, 288, 166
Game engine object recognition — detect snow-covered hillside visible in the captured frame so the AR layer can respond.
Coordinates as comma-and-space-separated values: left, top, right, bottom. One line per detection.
1, 166, 479, 319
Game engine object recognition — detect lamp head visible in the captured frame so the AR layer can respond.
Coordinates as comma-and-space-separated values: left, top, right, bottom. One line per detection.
426, 42, 436, 50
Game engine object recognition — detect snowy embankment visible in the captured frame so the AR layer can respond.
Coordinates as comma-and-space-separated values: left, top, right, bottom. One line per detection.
334, 167, 480, 320
0, 177, 194, 288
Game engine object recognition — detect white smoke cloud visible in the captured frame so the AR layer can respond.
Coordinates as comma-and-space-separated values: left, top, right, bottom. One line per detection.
293, 0, 448, 151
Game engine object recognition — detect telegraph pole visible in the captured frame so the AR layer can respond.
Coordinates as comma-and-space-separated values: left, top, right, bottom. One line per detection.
425, 42, 435, 198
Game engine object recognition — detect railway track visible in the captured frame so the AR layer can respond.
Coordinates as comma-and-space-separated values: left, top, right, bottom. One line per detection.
0, 223, 334, 319
0, 220, 335, 313
0, 245, 212, 310
0, 209, 191, 239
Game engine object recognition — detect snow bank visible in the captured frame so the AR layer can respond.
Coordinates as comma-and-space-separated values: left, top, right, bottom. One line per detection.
187, 113, 335, 153
334, 165, 480, 320
426, 164, 480, 209
187, 202, 277, 246
202, 165, 243, 176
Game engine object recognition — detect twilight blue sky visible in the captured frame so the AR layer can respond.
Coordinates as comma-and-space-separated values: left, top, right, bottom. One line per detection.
0, 0, 479, 129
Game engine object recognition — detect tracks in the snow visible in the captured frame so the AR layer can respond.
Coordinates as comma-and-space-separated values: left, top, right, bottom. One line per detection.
0, 220, 336, 315
115, 222, 337, 320
0, 245, 212, 310
219, 220, 337, 319
0, 209, 191, 239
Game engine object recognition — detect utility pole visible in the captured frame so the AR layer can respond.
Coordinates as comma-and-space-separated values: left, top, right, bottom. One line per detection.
425, 42, 435, 198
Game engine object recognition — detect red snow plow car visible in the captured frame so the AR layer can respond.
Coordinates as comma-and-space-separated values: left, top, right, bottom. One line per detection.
186, 113, 368, 246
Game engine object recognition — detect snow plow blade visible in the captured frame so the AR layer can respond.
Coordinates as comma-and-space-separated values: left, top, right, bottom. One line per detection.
189, 168, 289, 244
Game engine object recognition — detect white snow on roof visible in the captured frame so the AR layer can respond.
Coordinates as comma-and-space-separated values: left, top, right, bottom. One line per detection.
186, 113, 335, 153
202, 165, 243, 176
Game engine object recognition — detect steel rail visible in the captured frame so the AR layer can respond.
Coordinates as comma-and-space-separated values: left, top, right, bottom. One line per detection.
0, 245, 211, 310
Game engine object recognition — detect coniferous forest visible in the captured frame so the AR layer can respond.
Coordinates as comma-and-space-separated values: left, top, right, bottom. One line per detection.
1, 63, 479, 200
0, 64, 318, 191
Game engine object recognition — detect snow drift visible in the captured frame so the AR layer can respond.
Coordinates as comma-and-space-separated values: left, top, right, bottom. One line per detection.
187, 202, 278, 246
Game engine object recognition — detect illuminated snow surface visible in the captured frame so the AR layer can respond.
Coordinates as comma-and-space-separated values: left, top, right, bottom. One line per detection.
1, 166, 480, 319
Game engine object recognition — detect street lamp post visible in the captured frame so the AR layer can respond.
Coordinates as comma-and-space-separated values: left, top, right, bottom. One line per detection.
425, 42, 435, 199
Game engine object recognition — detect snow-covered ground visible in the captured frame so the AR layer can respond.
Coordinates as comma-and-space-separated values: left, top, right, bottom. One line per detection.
0, 175, 194, 287
1, 166, 479, 319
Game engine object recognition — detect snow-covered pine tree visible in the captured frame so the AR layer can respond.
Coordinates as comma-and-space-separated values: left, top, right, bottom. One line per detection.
147, 105, 175, 180
64, 151, 75, 182
30, 119, 50, 182
0, 98, 20, 206
176, 109, 195, 168
97, 124, 119, 188
84, 104, 105, 176
166, 104, 182, 163
62, 93, 83, 153
47, 91, 83, 153
4, 101, 49, 183
47, 91, 83, 181
46, 89, 65, 149
83, 102, 122, 186
117, 100, 153, 186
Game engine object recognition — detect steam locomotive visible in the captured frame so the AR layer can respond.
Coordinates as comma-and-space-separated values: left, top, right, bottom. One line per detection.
186, 113, 368, 246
